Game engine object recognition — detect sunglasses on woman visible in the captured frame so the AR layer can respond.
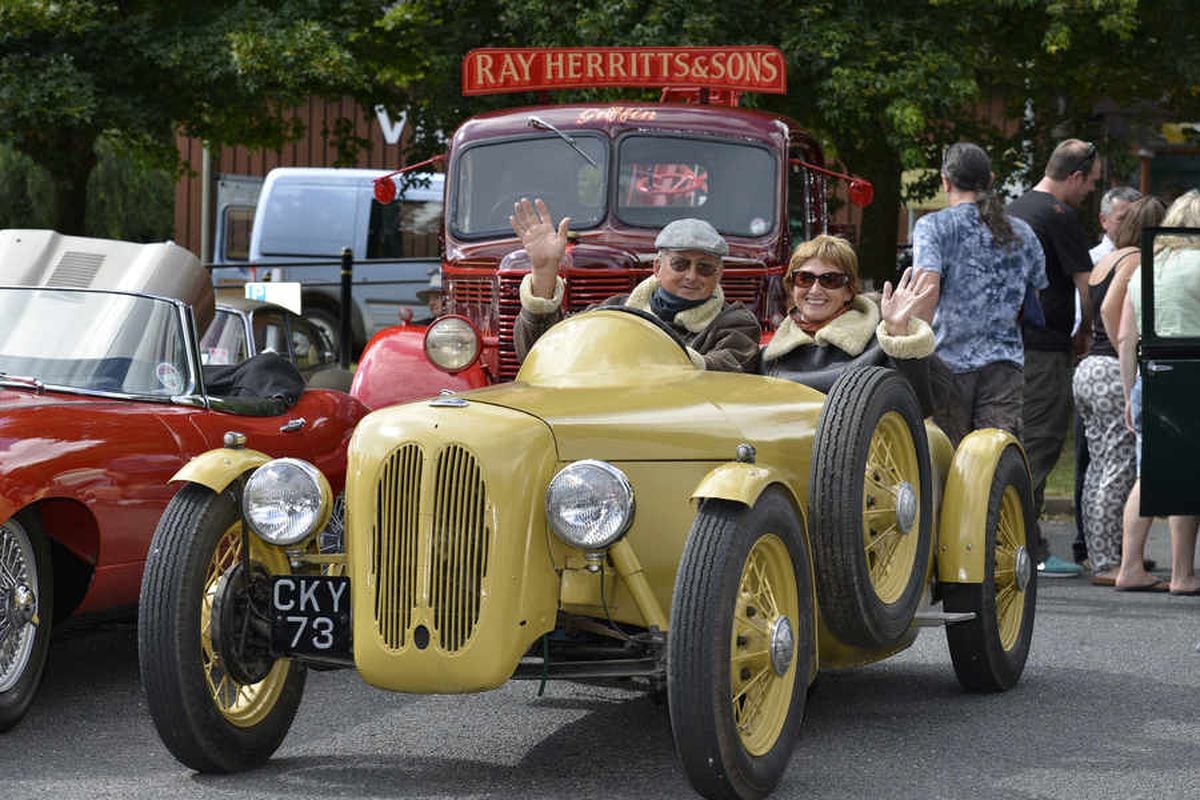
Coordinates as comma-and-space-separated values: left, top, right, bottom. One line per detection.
791, 270, 851, 289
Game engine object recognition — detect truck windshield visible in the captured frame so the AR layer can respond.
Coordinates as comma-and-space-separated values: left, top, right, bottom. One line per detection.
616, 135, 777, 238
451, 133, 608, 237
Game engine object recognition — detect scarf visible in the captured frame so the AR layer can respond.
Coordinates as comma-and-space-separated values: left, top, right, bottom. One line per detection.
792, 302, 853, 336
650, 286, 708, 323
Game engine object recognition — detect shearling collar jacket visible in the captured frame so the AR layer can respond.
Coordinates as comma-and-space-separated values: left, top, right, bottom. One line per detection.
514, 274, 761, 372
760, 295, 938, 413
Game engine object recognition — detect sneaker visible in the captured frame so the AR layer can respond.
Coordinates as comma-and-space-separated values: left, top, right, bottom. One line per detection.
1038, 555, 1083, 578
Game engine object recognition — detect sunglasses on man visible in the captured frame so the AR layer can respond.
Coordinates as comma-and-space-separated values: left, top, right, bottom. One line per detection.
790, 270, 852, 289
665, 255, 722, 278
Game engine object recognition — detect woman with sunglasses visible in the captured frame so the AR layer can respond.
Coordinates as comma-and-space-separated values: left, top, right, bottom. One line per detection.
759, 234, 941, 414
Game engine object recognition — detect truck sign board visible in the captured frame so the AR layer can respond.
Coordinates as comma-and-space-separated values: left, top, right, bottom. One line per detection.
462, 46, 787, 95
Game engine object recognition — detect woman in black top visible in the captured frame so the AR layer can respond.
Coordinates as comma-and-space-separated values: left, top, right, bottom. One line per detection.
759, 234, 940, 415
1072, 195, 1165, 584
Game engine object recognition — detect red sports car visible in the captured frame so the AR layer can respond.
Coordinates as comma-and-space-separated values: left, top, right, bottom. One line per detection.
0, 230, 368, 730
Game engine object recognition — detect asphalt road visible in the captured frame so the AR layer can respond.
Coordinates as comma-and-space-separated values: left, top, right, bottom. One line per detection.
4, 518, 1200, 800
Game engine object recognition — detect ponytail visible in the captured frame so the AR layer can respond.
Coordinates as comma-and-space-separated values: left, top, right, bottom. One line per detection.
975, 190, 1016, 249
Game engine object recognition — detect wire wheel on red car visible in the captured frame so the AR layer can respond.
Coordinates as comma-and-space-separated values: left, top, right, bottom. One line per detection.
669, 487, 813, 800
808, 366, 932, 650
138, 481, 305, 772
0, 512, 53, 731
944, 446, 1037, 692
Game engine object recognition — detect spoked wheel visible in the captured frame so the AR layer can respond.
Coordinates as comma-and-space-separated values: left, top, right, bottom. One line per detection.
944, 447, 1037, 692
669, 488, 813, 800
809, 366, 931, 649
138, 482, 305, 772
0, 513, 52, 731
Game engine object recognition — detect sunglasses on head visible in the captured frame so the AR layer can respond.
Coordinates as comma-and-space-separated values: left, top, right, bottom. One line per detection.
1066, 141, 1096, 177
666, 255, 721, 278
791, 270, 851, 289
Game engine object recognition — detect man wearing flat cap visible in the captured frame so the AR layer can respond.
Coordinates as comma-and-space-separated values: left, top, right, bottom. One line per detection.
510, 197, 761, 372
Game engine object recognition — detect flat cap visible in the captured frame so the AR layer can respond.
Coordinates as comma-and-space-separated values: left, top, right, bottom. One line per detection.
655, 218, 728, 257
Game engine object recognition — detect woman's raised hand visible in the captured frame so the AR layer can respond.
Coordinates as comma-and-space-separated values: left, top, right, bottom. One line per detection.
881, 266, 937, 336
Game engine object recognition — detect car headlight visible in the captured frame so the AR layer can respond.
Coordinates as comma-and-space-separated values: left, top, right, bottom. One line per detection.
243, 458, 332, 546
425, 315, 481, 373
545, 460, 635, 550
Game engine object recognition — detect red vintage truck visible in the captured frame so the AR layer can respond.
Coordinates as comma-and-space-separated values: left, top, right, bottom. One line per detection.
352, 45, 872, 408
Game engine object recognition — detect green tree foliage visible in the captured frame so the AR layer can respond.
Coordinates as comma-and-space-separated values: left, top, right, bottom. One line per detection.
0, 141, 55, 229
0, 136, 172, 241
0, 0, 395, 235
376, 0, 1200, 278
86, 137, 174, 242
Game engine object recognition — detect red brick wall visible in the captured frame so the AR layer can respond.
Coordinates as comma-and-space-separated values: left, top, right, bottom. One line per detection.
174, 97, 411, 258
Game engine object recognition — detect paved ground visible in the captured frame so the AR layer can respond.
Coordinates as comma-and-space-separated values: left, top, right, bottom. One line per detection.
5, 516, 1199, 800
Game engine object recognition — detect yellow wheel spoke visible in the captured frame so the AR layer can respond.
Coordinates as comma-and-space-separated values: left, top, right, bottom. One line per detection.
733, 667, 773, 729
864, 506, 897, 526
196, 519, 293, 727
729, 532, 801, 756
731, 644, 771, 664
735, 615, 772, 639
864, 469, 895, 500
865, 524, 902, 553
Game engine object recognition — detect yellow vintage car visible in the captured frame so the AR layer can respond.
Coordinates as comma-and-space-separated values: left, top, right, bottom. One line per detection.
138, 307, 1036, 800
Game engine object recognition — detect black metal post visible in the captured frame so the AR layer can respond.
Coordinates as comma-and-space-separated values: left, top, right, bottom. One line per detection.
339, 247, 353, 368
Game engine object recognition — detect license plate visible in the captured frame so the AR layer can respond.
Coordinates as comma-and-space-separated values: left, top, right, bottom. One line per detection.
270, 575, 351, 658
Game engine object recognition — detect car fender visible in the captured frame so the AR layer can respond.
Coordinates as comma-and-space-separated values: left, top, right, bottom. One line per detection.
171, 447, 273, 493
937, 429, 1028, 583
351, 325, 488, 409
691, 463, 805, 524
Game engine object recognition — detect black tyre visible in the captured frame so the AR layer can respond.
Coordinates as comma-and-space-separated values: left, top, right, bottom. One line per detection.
305, 304, 359, 362
0, 512, 53, 731
809, 366, 932, 649
669, 487, 813, 800
306, 366, 354, 392
944, 446, 1037, 692
138, 482, 305, 772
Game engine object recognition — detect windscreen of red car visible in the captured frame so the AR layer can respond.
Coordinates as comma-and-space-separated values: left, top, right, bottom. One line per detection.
0, 288, 193, 397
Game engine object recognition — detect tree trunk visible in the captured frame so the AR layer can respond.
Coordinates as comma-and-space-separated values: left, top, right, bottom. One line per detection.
20, 129, 98, 235
841, 143, 903, 285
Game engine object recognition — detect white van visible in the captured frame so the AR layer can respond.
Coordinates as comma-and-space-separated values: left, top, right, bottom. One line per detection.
215, 168, 443, 354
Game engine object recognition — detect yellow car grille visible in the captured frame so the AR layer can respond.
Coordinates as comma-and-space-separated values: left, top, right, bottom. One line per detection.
371, 443, 491, 652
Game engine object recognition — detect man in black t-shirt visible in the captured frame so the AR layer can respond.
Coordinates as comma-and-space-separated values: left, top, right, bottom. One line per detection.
1008, 138, 1101, 578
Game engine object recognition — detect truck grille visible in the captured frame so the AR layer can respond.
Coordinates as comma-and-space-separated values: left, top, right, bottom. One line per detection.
469, 270, 772, 381
371, 443, 491, 652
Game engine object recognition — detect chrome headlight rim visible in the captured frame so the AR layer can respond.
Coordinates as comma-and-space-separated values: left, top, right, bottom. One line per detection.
242, 457, 332, 547
545, 459, 635, 551
424, 314, 482, 374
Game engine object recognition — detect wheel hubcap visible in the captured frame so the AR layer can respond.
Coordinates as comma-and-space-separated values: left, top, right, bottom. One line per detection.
1013, 546, 1032, 592
769, 616, 795, 676
894, 481, 917, 534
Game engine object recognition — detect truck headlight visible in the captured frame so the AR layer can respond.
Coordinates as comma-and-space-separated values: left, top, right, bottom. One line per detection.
425, 316, 481, 373
545, 460, 635, 550
243, 458, 332, 546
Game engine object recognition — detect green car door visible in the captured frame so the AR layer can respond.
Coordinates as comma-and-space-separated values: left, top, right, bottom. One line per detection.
1138, 227, 1200, 515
